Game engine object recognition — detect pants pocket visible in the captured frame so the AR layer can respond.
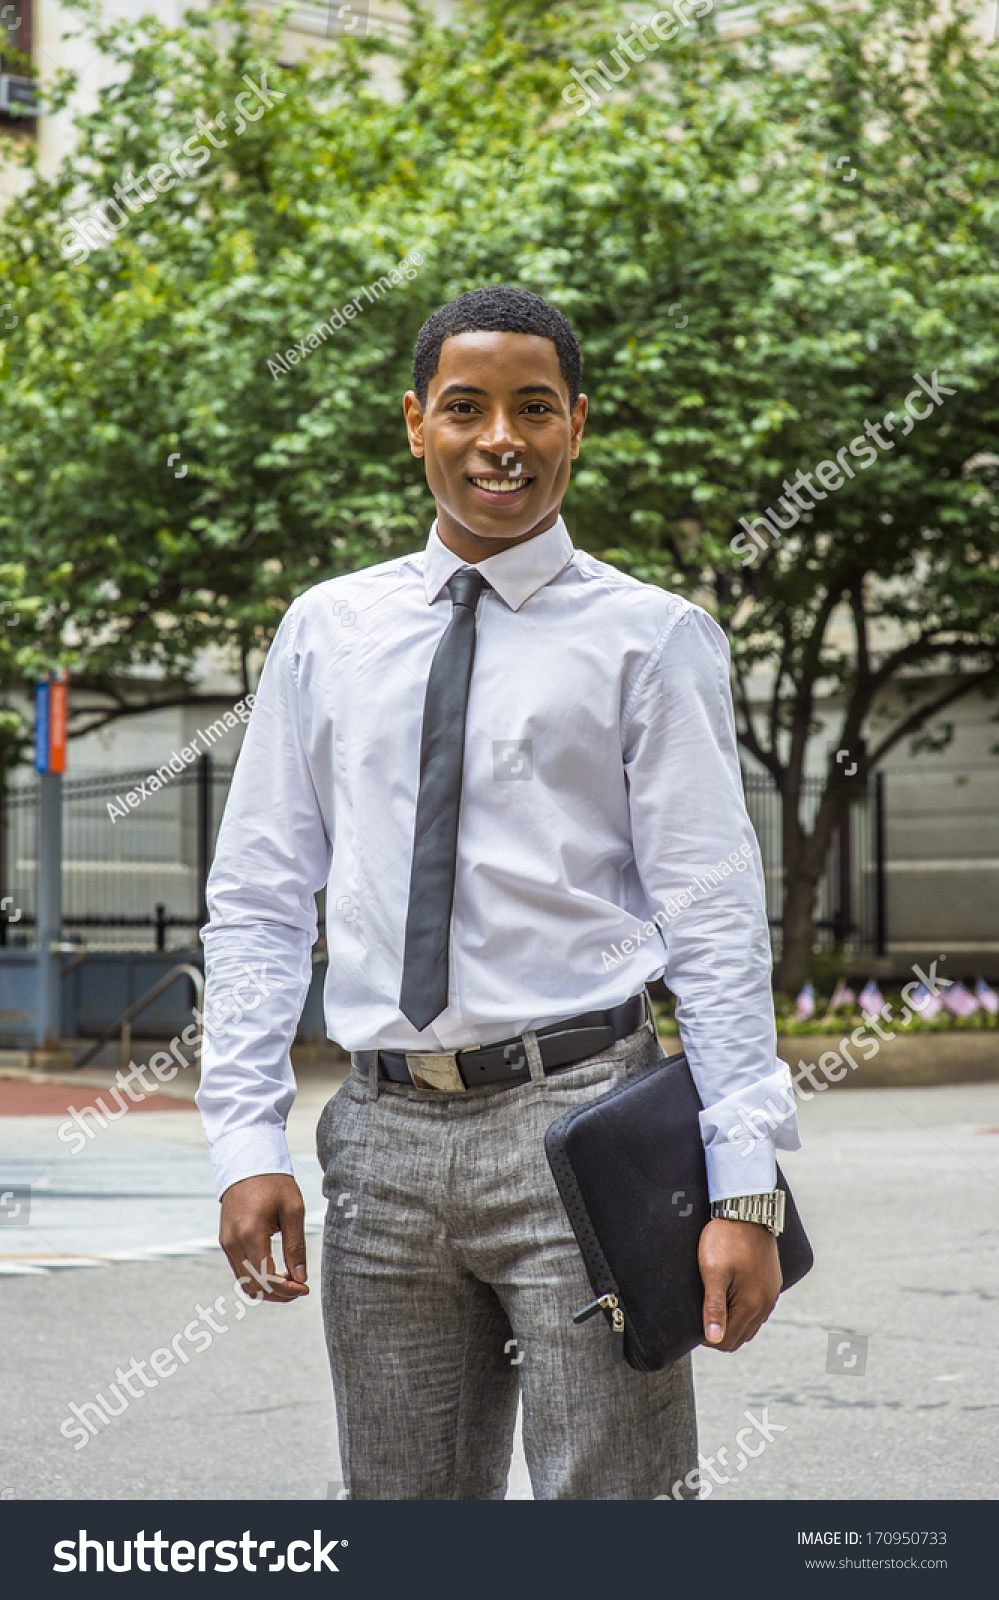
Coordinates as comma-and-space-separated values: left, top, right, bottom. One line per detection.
541, 1058, 624, 1097
316, 1080, 354, 1177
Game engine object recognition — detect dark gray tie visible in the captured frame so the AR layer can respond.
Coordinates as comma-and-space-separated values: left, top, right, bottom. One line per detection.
399, 569, 487, 1031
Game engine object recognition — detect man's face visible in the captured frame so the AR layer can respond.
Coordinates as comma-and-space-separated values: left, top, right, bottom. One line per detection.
404, 331, 587, 553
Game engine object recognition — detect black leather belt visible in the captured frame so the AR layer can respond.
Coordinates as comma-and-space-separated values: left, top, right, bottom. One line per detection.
353, 993, 649, 1092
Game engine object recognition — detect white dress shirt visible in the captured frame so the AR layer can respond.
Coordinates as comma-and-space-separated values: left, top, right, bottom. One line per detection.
197, 516, 800, 1199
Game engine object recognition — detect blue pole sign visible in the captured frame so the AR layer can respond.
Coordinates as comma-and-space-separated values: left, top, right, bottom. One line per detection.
34, 680, 50, 772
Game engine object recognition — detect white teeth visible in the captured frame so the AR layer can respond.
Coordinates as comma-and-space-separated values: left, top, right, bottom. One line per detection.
470, 477, 530, 493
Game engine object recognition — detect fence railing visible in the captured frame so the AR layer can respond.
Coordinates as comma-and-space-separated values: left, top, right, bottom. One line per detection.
742, 769, 885, 956
0, 759, 885, 956
0, 756, 234, 953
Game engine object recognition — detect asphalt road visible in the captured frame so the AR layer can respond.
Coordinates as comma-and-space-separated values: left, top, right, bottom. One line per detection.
1, 1069, 997, 1500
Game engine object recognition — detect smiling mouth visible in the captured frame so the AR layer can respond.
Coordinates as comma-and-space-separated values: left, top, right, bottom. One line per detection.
468, 475, 532, 494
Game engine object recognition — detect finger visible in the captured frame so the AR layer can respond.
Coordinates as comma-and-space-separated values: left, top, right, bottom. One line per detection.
219, 1217, 256, 1292
248, 1244, 308, 1302
726, 1301, 767, 1351
701, 1266, 729, 1346
727, 1283, 779, 1351
719, 1276, 758, 1349
236, 1210, 280, 1296
234, 1272, 265, 1305
222, 1239, 250, 1290
706, 1273, 769, 1352
278, 1193, 309, 1287
233, 1209, 304, 1301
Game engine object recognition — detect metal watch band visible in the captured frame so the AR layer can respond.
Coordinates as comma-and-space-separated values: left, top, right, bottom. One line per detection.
709, 1189, 786, 1237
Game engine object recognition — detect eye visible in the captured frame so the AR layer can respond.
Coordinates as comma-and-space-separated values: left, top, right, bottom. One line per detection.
523, 402, 552, 415
448, 400, 478, 415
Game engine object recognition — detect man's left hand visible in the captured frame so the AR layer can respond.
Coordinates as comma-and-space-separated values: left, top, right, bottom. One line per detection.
698, 1217, 782, 1352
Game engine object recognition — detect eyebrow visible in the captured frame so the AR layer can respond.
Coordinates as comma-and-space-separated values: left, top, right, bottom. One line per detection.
435, 382, 564, 401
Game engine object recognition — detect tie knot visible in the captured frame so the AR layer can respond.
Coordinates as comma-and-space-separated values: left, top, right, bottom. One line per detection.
447, 569, 487, 611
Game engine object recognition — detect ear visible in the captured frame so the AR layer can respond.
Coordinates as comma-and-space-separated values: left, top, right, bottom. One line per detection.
403, 391, 426, 458
569, 393, 588, 459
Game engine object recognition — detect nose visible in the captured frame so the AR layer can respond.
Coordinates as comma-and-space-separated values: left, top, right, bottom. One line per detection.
475, 412, 526, 462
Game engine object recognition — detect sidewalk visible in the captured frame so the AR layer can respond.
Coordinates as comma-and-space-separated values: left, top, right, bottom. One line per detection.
1, 1077, 997, 1499
689, 1080, 999, 1500
0, 1063, 346, 1272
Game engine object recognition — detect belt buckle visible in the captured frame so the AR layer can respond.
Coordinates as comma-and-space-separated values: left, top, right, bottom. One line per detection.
405, 1050, 466, 1092
642, 989, 657, 1039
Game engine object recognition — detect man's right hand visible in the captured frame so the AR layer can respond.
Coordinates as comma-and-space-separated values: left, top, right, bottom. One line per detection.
219, 1173, 310, 1303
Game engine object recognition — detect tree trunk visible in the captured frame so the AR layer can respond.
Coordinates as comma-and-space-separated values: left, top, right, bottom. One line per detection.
773, 782, 843, 996
774, 865, 822, 994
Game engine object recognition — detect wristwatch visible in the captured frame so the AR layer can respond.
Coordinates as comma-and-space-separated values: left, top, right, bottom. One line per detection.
710, 1190, 786, 1237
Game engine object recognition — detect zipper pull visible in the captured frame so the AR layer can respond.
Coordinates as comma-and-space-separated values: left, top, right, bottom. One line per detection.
573, 1294, 626, 1359
610, 1302, 625, 1362
573, 1292, 619, 1325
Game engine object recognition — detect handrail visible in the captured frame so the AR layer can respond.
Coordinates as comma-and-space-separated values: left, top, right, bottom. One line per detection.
57, 946, 89, 977
72, 962, 204, 1071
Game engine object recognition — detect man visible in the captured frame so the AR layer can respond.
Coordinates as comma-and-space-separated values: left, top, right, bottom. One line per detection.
198, 285, 799, 1500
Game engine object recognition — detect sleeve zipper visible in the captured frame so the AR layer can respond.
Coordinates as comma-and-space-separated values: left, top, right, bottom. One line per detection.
573, 1292, 625, 1361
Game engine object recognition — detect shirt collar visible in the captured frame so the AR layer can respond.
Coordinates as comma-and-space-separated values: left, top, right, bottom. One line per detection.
422, 516, 575, 612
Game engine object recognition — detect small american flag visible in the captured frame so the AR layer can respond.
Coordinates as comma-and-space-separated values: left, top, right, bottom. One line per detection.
942, 981, 979, 1019
975, 979, 998, 1016
826, 980, 856, 1012
795, 983, 815, 1021
858, 980, 885, 1019
910, 983, 943, 1020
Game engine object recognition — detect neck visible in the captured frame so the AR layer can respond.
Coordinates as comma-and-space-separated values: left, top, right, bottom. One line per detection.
435, 506, 559, 565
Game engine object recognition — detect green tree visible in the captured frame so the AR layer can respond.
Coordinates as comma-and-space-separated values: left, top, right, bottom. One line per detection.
1, 0, 996, 988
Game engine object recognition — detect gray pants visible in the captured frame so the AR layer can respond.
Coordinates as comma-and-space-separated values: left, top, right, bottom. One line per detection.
317, 1022, 698, 1500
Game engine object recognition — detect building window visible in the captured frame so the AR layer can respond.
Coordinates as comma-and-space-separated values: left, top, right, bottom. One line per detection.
1, 0, 39, 125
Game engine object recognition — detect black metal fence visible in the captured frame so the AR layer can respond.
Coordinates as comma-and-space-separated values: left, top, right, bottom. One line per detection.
0, 759, 885, 956
742, 769, 886, 956
0, 756, 235, 953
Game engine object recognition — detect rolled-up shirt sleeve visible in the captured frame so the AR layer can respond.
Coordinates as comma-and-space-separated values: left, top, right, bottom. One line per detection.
623, 603, 800, 1199
196, 599, 333, 1198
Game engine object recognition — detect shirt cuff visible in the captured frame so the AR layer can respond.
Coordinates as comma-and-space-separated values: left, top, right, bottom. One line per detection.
699, 1058, 802, 1202
207, 1124, 296, 1201
704, 1135, 777, 1201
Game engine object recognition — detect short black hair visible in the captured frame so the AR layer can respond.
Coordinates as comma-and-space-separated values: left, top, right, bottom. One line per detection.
412, 285, 582, 408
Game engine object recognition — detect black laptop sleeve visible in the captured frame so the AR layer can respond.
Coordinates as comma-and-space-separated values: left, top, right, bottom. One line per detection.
544, 1047, 814, 1371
